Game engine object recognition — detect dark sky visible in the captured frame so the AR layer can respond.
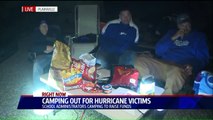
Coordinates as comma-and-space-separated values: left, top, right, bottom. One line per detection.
0, 1, 212, 32
103, 1, 212, 26
102, 1, 212, 52
0, 1, 212, 50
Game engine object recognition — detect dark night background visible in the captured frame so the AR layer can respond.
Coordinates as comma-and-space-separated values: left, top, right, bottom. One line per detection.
0, 1, 213, 120
0, 1, 212, 62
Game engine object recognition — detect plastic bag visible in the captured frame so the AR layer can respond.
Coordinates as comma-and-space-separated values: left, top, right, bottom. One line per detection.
48, 67, 64, 91
61, 58, 84, 90
48, 40, 72, 91
72, 57, 97, 82
110, 65, 139, 89
82, 65, 97, 82
51, 40, 71, 69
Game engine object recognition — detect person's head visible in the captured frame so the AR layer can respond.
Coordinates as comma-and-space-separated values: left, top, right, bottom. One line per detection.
176, 14, 191, 34
39, 20, 48, 35
119, 10, 132, 25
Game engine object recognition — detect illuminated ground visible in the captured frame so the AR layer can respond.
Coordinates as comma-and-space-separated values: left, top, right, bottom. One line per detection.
0, 33, 212, 120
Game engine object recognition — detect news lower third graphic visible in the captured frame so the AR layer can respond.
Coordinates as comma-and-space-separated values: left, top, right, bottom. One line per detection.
17, 91, 213, 109
21, 6, 58, 12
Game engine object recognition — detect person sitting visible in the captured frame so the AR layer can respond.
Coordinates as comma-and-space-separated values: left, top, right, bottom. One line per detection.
95, 9, 139, 69
134, 13, 209, 94
30, 20, 55, 90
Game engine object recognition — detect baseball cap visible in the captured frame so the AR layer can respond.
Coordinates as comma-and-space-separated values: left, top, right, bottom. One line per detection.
40, 20, 47, 25
176, 13, 191, 24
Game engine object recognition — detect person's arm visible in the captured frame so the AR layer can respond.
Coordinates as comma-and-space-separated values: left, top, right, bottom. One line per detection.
155, 30, 175, 57
30, 31, 48, 54
194, 33, 209, 69
99, 25, 123, 47
129, 22, 139, 44
31, 42, 46, 53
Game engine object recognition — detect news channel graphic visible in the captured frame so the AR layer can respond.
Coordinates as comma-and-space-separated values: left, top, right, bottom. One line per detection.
21, 6, 58, 12
17, 91, 213, 109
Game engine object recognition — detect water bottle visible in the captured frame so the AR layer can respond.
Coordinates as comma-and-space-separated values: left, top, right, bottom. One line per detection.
199, 71, 213, 95
193, 71, 206, 95
193, 72, 201, 94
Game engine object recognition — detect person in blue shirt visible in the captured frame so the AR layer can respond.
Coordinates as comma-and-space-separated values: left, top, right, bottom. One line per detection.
96, 9, 139, 69
134, 14, 209, 94
155, 13, 209, 75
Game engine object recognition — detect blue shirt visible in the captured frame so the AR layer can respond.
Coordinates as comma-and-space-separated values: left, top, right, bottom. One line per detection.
155, 29, 209, 73
99, 20, 138, 55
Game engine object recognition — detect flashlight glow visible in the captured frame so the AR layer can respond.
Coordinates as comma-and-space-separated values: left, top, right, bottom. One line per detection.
33, 88, 53, 116
139, 75, 155, 95
33, 88, 47, 97
139, 82, 155, 95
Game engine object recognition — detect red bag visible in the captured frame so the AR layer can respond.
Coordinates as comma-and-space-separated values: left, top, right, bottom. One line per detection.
110, 66, 139, 88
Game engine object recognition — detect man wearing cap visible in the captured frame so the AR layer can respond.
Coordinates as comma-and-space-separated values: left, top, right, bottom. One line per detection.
31, 20, 54, 90
134, 14, 209, 94
96, 9, 139, 69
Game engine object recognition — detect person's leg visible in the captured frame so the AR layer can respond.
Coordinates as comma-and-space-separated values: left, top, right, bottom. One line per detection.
96, 48, 119, 69
33, 54, 52, 90
134, 54, 167, 79
134, 54, 188, 94
163, 66, 188, 94
96, 48, 110, 69
119, 50, 136, 66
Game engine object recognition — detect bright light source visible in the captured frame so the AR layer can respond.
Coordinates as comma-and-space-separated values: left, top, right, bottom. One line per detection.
157, 109, 164, 112
139, 75, 155, 95
139, 83, 155, 95
33, 88, 53, 116
33, 88, 47, 97
33, 109, 53, 116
